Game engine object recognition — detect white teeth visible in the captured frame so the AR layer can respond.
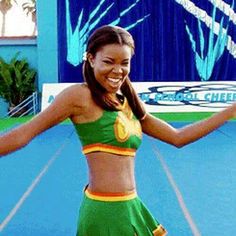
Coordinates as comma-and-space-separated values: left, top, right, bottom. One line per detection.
107, 78, 121, 83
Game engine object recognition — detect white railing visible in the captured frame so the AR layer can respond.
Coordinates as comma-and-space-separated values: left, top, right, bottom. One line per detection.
6, 92, 39, 117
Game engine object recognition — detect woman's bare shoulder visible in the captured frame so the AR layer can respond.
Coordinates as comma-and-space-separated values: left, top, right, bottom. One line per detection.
63, 83, 88, 94
61, 83, 92, 106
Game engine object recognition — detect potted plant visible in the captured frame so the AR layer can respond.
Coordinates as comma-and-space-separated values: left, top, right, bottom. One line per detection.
0, 53, 37, 116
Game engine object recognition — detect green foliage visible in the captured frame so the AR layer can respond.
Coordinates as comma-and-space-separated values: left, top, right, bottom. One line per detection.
0, 53, 36, 107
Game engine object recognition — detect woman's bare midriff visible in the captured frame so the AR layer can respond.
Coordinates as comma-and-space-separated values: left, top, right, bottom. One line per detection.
86, 152, 136, 193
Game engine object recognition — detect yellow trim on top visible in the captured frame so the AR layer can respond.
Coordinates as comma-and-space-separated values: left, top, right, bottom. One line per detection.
82, 143, 136, 157
85, 189, 137, 202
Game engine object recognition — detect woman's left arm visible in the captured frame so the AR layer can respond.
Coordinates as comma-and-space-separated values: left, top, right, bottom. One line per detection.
140, 103, 236, 148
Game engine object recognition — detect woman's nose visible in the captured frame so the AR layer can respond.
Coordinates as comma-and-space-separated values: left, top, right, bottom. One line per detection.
112, 65, 122, 73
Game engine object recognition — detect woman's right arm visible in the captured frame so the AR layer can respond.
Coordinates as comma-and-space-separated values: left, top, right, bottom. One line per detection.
0, 85, 82, 157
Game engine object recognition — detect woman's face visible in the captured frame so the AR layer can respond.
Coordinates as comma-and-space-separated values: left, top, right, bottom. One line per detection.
88, 43, 132, 93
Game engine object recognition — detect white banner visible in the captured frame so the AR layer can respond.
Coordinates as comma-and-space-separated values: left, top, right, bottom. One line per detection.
41, 82, 236, 112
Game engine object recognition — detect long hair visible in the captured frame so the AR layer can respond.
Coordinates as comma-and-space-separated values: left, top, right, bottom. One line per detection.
83, 25, 146, 120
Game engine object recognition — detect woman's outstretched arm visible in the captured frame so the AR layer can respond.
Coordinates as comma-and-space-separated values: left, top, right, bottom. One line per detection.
141, 103, 236, 148
0, 85, 81, 157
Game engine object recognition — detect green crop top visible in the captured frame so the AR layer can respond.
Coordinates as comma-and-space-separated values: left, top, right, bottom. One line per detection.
73, 97, 142, 157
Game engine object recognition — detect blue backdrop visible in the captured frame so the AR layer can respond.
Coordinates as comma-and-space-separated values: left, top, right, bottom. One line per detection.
58, 0, 236, 83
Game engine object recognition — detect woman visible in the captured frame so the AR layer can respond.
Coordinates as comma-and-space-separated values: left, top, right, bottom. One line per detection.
0, 25, 236, 235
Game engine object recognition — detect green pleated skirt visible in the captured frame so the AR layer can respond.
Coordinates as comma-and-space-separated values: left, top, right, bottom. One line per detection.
76, 188, 167, 236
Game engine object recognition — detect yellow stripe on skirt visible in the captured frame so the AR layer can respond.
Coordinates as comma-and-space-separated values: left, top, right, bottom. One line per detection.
77, 188, 167, 235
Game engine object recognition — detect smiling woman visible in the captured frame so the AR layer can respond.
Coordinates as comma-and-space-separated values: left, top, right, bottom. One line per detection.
0, 0, 36, 37
2, 24, 236, 236
87, 44, 132, 94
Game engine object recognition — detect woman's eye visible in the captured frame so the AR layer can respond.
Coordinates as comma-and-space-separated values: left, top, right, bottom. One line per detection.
122, 62, 129, 66
103, 60, 112, 64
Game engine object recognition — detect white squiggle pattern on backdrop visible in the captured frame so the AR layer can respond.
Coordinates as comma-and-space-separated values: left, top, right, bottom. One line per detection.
175, 0, 236, 58
208, 0, 236, 24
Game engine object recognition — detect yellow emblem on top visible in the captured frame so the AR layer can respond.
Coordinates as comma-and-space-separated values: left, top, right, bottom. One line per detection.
114, 104, 142, 142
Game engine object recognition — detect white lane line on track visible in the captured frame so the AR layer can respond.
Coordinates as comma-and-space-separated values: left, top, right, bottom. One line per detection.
0, 131, 73, 232
152, 142, 201, 236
